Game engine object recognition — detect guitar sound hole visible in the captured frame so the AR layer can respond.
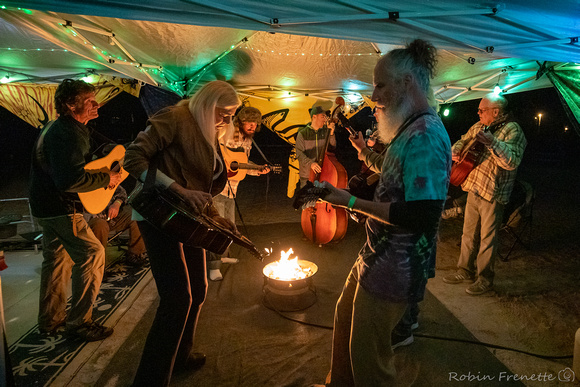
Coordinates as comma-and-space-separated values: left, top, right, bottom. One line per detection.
230, 161, 239, 171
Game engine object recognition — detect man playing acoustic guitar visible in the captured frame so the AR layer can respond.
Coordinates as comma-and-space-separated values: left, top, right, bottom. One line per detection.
29, 79, 123, 342
443, 93, 527, 295
208, 106, 271, 281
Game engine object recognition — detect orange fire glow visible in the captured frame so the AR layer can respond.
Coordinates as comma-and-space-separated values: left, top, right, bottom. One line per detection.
263, 248, 313, 280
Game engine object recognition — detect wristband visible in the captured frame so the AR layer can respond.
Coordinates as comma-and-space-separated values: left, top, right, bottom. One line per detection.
347, 196, 357, 210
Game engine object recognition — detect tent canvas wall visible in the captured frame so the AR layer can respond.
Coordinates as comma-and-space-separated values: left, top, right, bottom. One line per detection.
2, 1, 578, 100
0, 1, 579, 194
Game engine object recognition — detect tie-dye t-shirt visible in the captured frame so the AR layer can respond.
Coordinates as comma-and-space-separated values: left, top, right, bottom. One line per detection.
358, 110, 451, 303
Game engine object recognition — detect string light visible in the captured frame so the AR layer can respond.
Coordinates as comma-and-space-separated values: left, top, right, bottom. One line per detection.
241, 46, 376, 57
58, 21, 166, 82
0, 5, 33, 14
0, 47, 69, 52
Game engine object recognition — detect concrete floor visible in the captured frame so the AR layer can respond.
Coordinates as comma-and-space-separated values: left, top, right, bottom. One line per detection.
0, 172, 577, 386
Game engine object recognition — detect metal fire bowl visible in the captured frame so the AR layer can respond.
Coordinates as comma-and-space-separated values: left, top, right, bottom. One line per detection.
262, 260, 318, 311
262, 259, 318, 293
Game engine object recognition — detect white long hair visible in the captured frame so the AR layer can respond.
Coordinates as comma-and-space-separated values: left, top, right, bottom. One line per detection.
188, 80, 240, 154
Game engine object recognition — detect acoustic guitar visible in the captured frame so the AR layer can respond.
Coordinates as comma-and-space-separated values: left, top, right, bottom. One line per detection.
220, 144, 282, 181
129, 184, 263, 260
449, 137, 485, 186
78, 144, 129, 214
449, 121, 507, 186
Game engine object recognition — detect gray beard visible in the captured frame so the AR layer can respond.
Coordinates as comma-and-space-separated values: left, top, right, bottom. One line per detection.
376, 97, 413, 144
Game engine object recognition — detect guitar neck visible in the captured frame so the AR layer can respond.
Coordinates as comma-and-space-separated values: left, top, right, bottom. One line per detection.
237, 163, 266, 171
165, 188, 263, 260
200, 213, 264, 260
337, 112, 357, 137
459, 126, 489, 159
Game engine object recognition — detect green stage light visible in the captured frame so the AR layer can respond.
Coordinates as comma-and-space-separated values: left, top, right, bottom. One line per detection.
443, 108, 450, 117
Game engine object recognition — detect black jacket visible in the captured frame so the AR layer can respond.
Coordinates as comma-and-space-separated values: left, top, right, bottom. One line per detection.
29, 115, 110, 218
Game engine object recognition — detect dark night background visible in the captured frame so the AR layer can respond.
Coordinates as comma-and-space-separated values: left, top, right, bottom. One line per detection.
0, 87, 578, 199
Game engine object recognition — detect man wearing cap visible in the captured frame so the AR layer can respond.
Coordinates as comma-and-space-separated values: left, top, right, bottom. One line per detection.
295, 104, 336, 189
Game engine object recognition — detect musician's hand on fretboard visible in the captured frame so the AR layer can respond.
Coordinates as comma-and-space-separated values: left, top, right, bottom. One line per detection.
170, 183, 212, 214
257, 165, 271, 175
475, 130, 493, 145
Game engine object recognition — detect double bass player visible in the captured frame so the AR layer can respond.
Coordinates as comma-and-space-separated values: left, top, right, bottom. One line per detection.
296, 102, 349, 245
295, 103, 336, 189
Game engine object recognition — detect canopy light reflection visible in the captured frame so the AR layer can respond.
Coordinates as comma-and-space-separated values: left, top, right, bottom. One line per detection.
345, 93, 362, 103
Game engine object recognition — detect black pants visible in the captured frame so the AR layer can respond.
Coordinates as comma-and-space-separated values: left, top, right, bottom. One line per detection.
132, 221, 207, 387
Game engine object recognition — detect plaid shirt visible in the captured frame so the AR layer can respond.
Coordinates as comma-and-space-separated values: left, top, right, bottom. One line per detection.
452, 119, 526, 204
219, 129, 257, 199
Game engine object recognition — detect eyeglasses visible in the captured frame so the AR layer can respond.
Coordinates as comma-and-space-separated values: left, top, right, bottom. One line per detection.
218, 112, 234, 119
216, 108, 236, 120
477, 107, 498, 114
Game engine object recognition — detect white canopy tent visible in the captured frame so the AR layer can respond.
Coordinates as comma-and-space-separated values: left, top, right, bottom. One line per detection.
0, 0, 578, 104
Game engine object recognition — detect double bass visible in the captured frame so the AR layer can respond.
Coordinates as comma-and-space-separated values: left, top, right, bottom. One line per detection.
300, 116, 349, 246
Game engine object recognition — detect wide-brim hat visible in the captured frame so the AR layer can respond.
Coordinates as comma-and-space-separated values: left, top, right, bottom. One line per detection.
310, 100, 333, 117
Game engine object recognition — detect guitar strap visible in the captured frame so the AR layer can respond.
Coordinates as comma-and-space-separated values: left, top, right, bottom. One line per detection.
388, 110, 433, 147
251, 138, 274, 165
232, 138, 272, 234
143, 154, 160, 192
34, 121, 56, 175
352, 111, 433, 178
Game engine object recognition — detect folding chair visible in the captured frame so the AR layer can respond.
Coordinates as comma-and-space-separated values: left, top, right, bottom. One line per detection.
498, 180, 535, 261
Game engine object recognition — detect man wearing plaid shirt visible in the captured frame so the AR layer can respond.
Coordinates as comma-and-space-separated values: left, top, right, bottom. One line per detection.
443, 93, 527, 295
207, 107, 270, 281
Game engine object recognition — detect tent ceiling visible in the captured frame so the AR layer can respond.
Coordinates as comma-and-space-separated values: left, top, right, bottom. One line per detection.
0, 1, 578, 103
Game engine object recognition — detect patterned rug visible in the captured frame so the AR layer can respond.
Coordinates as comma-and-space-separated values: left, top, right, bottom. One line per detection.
8, 256, 150, 386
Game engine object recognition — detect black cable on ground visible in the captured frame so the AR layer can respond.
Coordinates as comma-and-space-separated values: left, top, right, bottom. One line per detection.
413, 333, 573, 360
263, 298, 574, 360
262, 289, 333, 330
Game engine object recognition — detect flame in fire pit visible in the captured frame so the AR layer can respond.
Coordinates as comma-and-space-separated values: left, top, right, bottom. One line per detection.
263, 248, 314, 281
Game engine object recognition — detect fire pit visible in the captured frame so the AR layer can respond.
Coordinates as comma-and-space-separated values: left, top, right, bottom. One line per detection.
262, 249, 318, 312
